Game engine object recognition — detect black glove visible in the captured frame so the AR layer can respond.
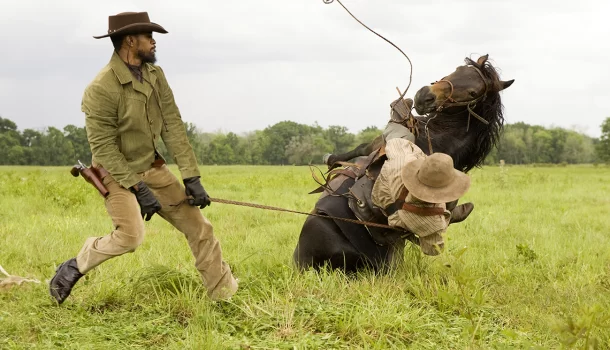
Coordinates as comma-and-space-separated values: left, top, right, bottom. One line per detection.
130, 181, 162, 221
183, 176, 211, 209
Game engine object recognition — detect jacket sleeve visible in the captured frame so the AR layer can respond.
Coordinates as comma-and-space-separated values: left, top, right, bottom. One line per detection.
384, 138, 425, 161
382, 122, 415, 143
83, 82, 141, 189
155, 66, 201, 179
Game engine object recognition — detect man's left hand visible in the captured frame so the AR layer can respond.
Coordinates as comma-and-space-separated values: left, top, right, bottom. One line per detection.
183, 176, 211, 209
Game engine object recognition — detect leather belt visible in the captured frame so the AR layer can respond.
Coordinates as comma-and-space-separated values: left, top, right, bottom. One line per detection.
384, 188, 446, 217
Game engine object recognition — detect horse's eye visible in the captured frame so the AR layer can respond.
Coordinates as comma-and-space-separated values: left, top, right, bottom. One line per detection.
469, 91, 477, 97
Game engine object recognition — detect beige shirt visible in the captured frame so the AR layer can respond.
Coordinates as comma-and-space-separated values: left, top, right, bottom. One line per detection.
371, 138, 451, 254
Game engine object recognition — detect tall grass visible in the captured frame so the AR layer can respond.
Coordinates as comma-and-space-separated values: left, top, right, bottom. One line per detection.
1, 164, 609, 349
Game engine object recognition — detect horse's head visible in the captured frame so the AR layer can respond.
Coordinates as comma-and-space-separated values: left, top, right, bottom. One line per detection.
413, 54, 514, 116
412, 54, 515, 172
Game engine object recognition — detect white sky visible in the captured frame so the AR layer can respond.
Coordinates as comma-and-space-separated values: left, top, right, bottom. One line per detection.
0, 0, 608, 137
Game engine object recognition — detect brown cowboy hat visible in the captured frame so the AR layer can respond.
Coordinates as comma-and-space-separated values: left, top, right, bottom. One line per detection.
401, 153, 470, 203
93, 12, 168, 39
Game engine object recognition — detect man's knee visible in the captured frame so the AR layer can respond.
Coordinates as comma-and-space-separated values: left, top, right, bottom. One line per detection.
115, 220, 145, 252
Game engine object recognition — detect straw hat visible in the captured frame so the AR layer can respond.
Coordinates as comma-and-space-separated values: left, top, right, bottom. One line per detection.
93, 12, 168, 39
401, 153, 470, 203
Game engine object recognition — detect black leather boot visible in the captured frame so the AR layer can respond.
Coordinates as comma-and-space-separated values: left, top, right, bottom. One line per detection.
449, 202, 475, 224
49, 258, 84, 304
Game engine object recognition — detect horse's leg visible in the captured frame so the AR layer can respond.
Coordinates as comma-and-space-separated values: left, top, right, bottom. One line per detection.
324, 134, 385, 168
293, 215, 364, 273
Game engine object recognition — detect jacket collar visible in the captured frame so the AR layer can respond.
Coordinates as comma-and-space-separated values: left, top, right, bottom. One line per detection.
108, 51, 158, 96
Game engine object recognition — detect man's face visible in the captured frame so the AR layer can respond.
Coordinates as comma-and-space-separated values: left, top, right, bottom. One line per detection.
129, 32, 156, 64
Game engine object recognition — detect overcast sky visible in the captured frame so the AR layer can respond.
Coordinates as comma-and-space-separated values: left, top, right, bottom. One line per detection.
1, 0, 608, 138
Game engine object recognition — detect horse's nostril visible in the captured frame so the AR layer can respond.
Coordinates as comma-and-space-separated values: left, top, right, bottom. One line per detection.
424, 95, 435, 103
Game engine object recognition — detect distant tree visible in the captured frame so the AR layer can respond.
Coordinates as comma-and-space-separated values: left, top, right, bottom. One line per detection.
285, 133, 333, 165
261, 121, 318, 165
0, 117, 23, 165
244, 130, 269, 165
325, 125, 355, 154
0, 115, 604, 166
21, 128, 44, 164
596, 117, 610, 163
548, 128, 568, 163
497, 127, 527, 164
200, 133, 236, 165
561, 131, 595, 164
41, 127, 74, 165
285, 135, 317, 165
352, 126, 382, 148
0, 134, 23, 165
0, 117, 18, 133
531, 129, 553, 163
63, 125, 91, 163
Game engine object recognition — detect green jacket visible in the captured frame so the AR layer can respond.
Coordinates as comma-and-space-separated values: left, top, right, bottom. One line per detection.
82, 51, 200, 189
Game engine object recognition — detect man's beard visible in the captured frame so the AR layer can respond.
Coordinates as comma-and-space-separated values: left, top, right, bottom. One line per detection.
137, 49, 157, 64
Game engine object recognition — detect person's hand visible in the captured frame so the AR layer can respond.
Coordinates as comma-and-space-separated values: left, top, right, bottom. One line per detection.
183, 176, 211, 209
130, 181, 162, 221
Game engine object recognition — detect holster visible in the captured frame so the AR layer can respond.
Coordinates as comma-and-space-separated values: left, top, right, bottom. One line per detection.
70, 164, 109, 198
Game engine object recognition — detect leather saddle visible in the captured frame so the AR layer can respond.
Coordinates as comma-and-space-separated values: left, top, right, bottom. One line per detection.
344, 148, 404, 246
309, 145, 474, 246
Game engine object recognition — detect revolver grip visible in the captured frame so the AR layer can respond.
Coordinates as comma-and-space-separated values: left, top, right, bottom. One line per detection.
70, 166, 81, 177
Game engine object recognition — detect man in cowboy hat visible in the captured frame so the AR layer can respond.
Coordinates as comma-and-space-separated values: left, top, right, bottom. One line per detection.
49, 12, 238, 304
371, 122, 473, 255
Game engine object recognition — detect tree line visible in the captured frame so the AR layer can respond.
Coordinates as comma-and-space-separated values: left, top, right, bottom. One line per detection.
1, 116, 609, 167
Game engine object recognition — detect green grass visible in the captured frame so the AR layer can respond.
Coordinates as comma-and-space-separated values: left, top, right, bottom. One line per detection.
1, 164, 609, 349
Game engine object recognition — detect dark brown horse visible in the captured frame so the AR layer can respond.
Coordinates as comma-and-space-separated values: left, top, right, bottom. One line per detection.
293, 54, 514, 273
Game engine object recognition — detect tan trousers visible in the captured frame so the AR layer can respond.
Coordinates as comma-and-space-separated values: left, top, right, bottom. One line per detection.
75, 164, 237, 300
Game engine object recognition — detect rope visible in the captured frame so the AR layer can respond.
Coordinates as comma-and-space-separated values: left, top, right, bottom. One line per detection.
208, 197, 406, 232
323, 0, 414, 99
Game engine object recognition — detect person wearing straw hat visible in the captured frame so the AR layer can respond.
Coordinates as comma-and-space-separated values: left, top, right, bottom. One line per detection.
49, 12, 238, 304
372, 122, 472, 255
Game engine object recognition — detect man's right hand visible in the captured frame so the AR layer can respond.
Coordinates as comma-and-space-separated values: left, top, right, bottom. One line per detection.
130, 181, 162, 221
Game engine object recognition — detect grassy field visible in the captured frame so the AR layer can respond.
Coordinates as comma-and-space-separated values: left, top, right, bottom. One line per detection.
1, 164, 609, 349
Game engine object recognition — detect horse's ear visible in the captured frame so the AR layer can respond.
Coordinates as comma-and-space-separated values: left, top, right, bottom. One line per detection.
499, 79, 515, 91
477, 54, 489, 65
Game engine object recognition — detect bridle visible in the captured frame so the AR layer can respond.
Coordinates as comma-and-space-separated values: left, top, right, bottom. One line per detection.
431, 65, 490, 131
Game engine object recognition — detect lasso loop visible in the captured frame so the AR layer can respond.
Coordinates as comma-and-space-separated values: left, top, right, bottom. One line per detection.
322, 0, 413, 99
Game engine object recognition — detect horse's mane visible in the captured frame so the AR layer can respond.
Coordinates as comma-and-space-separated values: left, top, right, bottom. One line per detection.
462, 57, 505, 171
420, 57, 506, 173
